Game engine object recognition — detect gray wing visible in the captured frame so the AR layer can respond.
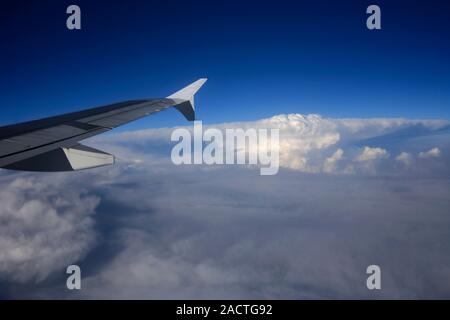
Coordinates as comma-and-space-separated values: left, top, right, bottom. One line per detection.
0, 78, 207, 172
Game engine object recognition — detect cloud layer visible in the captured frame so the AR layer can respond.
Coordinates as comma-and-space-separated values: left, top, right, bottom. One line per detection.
0, 113, 450, 299
95, 113, 449, 176
0, 175, 99, 284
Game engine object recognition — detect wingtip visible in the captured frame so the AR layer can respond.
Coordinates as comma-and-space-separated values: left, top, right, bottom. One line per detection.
169, 78, 207, 121
167, 78, 208, 100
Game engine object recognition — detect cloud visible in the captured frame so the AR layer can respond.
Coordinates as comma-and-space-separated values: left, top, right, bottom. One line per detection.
0, 113, 450, 299
355, 147, 389, 162
323, 149, 344, 173
66, 167, 450, 299
92, 114, 449, 175
419, 147, 441, 159
262, 114, 340, 171
396, 152, 413, 166
0, 175, 99, 283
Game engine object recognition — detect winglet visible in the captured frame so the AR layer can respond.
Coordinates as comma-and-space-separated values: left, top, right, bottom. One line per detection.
167, 78, 207, 121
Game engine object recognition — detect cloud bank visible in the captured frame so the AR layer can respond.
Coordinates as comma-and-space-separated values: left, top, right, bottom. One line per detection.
0, 175, 98, 284
0, 113, 450, 299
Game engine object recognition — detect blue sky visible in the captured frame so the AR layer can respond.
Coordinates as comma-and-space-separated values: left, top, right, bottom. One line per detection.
1, 0, 450, 131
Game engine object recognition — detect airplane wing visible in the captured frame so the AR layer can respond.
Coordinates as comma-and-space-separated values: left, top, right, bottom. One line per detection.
0, 78, 207, 172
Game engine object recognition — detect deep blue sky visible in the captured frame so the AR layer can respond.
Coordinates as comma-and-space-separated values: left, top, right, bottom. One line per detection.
1, 0, 450, 130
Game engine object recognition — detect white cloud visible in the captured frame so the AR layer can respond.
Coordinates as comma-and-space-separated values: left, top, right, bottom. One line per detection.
419, 147, 441, 159
75, 166, 450, 299
265, 114, 340, 171
0, 175, 99, 283
1, 113, 449, 299
323, 149, 344, 173
92, 114, 448, 175
94, 114, 448, 173
355, 146, 389, 162
396, 152, 413, 166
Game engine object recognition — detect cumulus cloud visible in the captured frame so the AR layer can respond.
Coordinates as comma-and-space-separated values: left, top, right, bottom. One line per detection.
93, 114, 449, 175
0, 113, 450, 299
355, 147, 389, 162
63, 166, 450, 299
396, 152, 413, 166
263, 114, 340, 171
323, 149, 344, 173
419, 147, 441, 159
0, 175, 99, 283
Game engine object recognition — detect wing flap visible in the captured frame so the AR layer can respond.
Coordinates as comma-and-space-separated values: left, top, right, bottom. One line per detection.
3, 144, 114, 172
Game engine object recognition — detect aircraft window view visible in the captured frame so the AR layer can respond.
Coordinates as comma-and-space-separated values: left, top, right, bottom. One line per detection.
1, 0, 450, 310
